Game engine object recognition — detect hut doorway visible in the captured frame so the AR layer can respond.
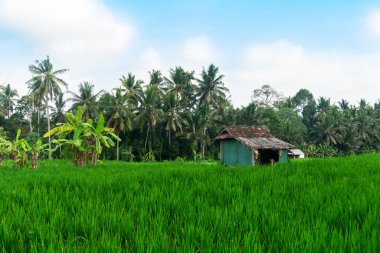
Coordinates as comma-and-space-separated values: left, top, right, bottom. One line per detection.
258, 149, 279, 164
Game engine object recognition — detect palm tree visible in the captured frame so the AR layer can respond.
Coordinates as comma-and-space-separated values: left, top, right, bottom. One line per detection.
164, 67, 194, 100
185, 106, 211, 158
236, 102, 266, 126
135, 85, 163, 151
67, 81, 103, 120
311, 113, 344, 145
338, 99, 350, 111
27, 56, 68, 159
51, 92, 66, 124
195, 64, 229, 109
163, 91, 185, 149
15, 95, 34, 134
100, 88, 134, 160
316, 97, 331, 120
120, 73, 143, 106
148, 69, 164, 87
0, 84, 18, 119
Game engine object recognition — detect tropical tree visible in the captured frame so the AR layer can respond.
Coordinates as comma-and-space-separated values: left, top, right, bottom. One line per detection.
311, 112, 344, 145
67, 82, 103, 121
14, 95, 35, 134
135, 85, 164, 151
291, 89, 315, 113
100, 88, 134, 160
196, 64, 229, 109
148, 69, 164, 87
51, 92, 66, 124
163, 91, 185, 149
277, 107, 306, 146
29, 140, 49, 169
0, 84, 18, 119
185, 106, 211, 159
27, 56, 68, 159
44, 107, 120, 166
236, 102, 266, 126
0, 129, 29, 168
338, 99, 350, 111
252, 84, 283, 108
164, 67, 194, 100
120, 73, 143, 106
316, 97, 331, 120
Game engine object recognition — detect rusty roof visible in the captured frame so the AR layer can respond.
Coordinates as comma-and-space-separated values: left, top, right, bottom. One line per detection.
215, 126, 294, 149
215, 126, 273, 139
237, 137, 294, 149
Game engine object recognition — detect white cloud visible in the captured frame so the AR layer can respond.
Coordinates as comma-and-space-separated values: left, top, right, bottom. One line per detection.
182, 36, 216, 65
1, 3, 379, 110
366, 9, 380, 40
0, 0, 134, 68
139, 48, 163, 72
229, 40, 380, 107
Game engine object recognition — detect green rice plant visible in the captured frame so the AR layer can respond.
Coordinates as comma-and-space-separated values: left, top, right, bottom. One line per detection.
0, 154, 379, 251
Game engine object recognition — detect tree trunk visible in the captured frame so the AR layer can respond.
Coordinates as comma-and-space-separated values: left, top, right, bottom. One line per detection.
168, 130, 171, 147
202, 127, 206, 158
32, 151, 38, 169
29, 114, 33, 134
46, 98, 51, 160
116, 140, 120, 161
91, 149, 97, 166
144, 124, 150, 151
168, 130, 171, 160
37, 109, 40, 135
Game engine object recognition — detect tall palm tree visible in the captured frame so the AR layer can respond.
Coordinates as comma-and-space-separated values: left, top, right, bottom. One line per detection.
338, 99, 350, 111
316, 97, 331, 120
163, 91, 185, 149
27, 56, 68, 159
0, 84, 18, 119
185, 106, 211, 158
135, 85, 163, 151
120, 73, 143, 106
195, 64, 229, 109
311, 113, 344, 145
100, 88, 134, 160
164, 67, 194, 100
148, 69, 164, 86
67, 81, 103, 121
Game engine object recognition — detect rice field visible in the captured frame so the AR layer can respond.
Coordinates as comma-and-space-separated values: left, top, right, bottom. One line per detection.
0, 154, 380, 252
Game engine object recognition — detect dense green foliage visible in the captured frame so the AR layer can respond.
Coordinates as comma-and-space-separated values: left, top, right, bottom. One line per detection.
0, 56, 379, 161
0, 154, 379, 252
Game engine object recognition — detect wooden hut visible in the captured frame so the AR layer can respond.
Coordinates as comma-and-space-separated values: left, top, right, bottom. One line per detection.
215, 126, 294, 166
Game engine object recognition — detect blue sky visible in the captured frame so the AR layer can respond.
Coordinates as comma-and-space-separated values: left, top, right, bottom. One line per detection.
0, 0, 380, 106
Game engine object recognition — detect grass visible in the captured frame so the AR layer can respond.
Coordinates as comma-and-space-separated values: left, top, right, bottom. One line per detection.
0, 154, 380, 252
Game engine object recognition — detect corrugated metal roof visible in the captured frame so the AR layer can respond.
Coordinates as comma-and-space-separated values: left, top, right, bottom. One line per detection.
215, 126, 294, 149
289, 149, 304, 155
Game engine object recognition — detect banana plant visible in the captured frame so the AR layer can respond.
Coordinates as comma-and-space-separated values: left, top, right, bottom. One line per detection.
0, 137, 10, 166
29, 140, 49, 169
90, 114, 121, 165
0, 129, 29, 168
44, 106, 121, 166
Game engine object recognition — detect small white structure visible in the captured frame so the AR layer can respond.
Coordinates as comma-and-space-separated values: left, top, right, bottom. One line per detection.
288, 149, 305, 159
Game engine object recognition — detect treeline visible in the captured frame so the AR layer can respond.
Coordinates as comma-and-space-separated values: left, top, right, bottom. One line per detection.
0, 56, 379, 161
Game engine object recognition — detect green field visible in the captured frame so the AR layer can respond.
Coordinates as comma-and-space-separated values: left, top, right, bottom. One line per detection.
0, 154, 380, 252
